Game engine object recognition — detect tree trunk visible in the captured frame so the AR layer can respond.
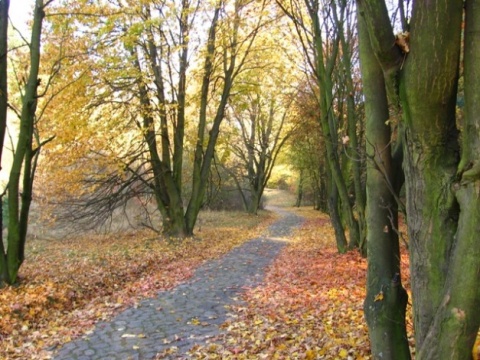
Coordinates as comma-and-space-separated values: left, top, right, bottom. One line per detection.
278, 0, 360, 249
5, 0, 45, 284
401, 0, 463, 350
334, 0, 366, 253
132, 49, 187, 238
247, 190, 262, 215
295, 169, 304, 207
317, 167, 328, 212
359, 0, 480, 357
184, 4, 223, 234
142, 2, 192, 238
0, 0, 9, 284
326, 167, 347, 253
357, 10, 410, 358
416, 1, 480, 357
0, 0, 7, 161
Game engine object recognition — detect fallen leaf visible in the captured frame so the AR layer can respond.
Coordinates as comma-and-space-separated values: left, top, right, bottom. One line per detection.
374, 291, 384, 302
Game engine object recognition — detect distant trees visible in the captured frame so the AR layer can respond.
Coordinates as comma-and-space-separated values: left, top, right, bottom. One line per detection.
39, 0, 277, 237
277, 0, 365, 253
288, 85, 328, 210
221, 26, 299, 214
225, 88, 294, 214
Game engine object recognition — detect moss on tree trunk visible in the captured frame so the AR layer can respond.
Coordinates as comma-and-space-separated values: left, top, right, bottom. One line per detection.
357, 9, 410, 358
359, 0, 480, 357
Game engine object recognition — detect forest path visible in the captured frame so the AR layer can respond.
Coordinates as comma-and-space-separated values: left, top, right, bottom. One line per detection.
52, 205, 304, 360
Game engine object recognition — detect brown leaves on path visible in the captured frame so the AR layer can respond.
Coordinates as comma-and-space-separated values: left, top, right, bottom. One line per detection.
189, 207, 412, 359
0, 210, 275, 359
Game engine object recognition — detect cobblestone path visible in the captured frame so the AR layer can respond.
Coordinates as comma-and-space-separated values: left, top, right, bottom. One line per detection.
53, 208, 303, 360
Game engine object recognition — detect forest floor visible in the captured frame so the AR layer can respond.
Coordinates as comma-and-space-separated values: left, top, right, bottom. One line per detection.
0, 208, 277, 359
4, 190, 475, 359
187, 206, 413, 360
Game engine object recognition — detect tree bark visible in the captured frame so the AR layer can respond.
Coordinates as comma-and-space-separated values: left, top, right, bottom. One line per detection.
334, 0, 367, 253
0, 0, 8, 161
326, 167, 347, 253
132, 49, 187, 238
184, 3, 223, 233
357, 9, 410, 358
417, 1, 480, 357
0, 0, 9, 284
401, 0, 463, 349
6, 0, 45, 284
308, 1, 360, 249
359, 0, 480, 357
295, 169, 304, 207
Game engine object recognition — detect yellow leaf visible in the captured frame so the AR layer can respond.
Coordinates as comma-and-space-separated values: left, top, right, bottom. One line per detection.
305, 349, 316, 360
339, 348, 349, 357
374, 291, 384, 302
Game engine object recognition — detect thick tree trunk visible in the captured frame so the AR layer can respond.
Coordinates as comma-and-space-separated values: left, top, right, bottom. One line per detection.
417, 184, 480, 359
416, 1, 480, 357
185, 75, 232, 233
357, 11, 410, 358
401, 0, 463, 350
142, 3, 193, 238
247, 190, 262, 215
356, 0, 480, 357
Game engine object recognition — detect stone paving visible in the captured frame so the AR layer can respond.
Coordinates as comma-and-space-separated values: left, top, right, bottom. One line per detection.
52, 207, 303, 360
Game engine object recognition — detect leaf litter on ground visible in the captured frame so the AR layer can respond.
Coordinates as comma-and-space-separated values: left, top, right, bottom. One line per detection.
0, 210, 276, 359
185, 207, 413, 360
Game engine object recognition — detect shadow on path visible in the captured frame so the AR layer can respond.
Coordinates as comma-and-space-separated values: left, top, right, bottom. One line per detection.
53, 208, 303, 360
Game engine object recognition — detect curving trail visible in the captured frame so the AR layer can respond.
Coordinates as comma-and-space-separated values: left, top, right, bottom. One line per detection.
52, 207, 303, 360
